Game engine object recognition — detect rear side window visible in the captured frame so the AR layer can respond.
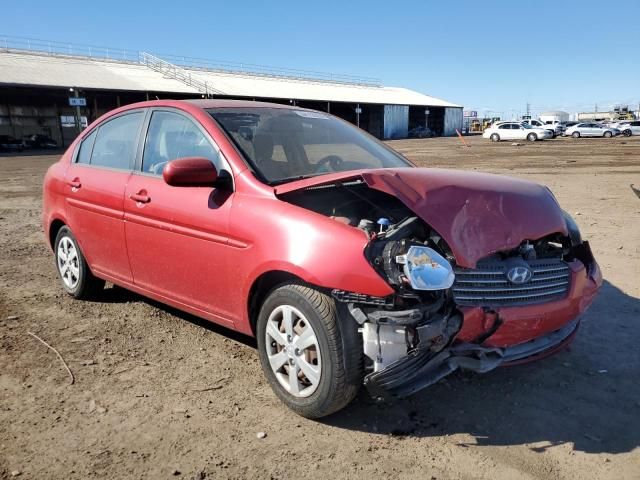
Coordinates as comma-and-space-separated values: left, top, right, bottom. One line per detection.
76, 130, 97, 164
90, 112, 143, 170
498, 124, 510, 130
142, 111, 220, 175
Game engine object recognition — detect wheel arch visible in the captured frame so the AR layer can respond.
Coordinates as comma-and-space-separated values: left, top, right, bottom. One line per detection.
247, 270, 309, 336
48, 218, 67, 250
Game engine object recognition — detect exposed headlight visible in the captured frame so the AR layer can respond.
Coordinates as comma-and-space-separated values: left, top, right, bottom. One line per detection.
396, 246, 455, 290
562, 210, 582, 246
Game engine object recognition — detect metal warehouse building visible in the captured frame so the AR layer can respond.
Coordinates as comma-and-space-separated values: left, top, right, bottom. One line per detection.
0, 38, 462, 147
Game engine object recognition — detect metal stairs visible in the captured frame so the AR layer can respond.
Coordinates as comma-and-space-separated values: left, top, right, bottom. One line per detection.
139, 51, 224, 96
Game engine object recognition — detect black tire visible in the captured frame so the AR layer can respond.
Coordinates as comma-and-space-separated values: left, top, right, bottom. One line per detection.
603, 131, 612, 138
572, 131, 581, 138
256, 283, 362, 419
490, 133, 500, 142
623, 129, 632, 137
54, 226, 105, 299
527, 133, 538, 142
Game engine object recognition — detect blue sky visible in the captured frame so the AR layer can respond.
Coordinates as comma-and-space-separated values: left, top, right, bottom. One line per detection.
3, 1, 639, 117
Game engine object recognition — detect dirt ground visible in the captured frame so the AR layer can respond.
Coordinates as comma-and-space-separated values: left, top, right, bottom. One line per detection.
1, 135, 639, 480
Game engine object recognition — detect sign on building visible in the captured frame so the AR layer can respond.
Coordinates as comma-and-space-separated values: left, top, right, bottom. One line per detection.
69, 97, 87, 107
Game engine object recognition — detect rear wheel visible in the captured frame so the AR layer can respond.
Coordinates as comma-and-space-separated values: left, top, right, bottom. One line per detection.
572, 131, 581, 138
603, 131, 613, 138
527, 133, 538, 142
54, 226, 105, 299
256, 283, 362, 418
490, 133, 500, 142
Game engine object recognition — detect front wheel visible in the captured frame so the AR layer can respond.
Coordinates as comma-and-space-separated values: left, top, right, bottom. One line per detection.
54, 226, 105, 299
256, 283, 362, 418
527, 133, 538, 142
490, 133, 500, 142
603, 131, 613, 138
572, 131, 581, 138
623, 129, 632, 137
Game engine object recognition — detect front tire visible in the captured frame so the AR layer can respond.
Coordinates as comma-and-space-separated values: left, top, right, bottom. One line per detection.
54, 226, 105, 299
490, 133, 500, 142
572, 131, 581, 138
527, 133, 538, 142
623, 129, 632, 137
256, 283, 362, 418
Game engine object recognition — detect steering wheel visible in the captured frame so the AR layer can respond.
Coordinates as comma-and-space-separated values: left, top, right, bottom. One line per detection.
315, 155, 344, 173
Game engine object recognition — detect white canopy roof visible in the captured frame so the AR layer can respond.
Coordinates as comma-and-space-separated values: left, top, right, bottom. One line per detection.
0, 51, 461, 108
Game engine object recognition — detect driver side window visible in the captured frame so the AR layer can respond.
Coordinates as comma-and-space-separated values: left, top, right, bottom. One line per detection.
142, 111, 221, 175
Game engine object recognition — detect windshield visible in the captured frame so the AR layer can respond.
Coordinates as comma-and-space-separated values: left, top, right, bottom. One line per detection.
208, 107, 411, 184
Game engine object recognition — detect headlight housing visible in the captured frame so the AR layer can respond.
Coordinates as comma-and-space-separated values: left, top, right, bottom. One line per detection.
562, 210, 582, 246
396, 246, 455, 291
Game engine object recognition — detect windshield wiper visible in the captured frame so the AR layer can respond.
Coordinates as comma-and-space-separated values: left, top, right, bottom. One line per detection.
270, 173, 323, 186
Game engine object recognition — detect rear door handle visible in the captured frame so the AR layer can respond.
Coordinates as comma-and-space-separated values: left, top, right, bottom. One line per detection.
130, 191, 151, 204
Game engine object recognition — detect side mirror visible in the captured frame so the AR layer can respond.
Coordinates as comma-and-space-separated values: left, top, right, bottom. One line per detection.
163, 157, 219, 187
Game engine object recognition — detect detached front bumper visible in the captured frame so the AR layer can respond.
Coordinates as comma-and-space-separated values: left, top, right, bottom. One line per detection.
364, 244, 601, 400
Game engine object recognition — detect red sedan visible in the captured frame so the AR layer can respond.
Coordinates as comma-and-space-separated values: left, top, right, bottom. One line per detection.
42, 100, 601, 418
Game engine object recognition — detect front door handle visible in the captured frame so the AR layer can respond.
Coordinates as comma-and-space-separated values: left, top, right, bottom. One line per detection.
130, 191, 151, 204
68, 179, 81, 189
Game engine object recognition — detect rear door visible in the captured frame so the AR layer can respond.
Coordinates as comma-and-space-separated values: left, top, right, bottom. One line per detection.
123, 108, 235, 325
510, 123, 525, 140
497, 124, 512, 139
63, 110, 145, 283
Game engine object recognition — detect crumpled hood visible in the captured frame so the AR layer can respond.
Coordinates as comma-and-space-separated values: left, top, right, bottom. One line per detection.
275, 167, 568, 268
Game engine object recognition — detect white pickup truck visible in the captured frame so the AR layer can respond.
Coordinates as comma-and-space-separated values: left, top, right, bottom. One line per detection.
520, 119, 564, 137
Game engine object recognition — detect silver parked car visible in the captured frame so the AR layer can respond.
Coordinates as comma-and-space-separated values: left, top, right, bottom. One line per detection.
565, 123, 620, 138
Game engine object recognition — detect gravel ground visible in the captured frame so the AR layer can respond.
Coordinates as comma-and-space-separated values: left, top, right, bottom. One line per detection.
1, 135, 639, 479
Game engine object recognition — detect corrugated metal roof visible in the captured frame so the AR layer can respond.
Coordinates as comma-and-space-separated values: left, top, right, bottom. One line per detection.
0, 52, 199, 93
0, 51, 461, 107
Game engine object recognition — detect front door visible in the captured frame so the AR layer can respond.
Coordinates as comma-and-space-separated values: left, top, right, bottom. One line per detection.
123, 109, 235, 325
63, 111, 145, 283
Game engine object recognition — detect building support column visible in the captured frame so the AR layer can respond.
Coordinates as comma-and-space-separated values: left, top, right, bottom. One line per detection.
54, 101, 64, 148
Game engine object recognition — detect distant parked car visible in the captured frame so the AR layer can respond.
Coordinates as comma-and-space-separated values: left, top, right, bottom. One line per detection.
408, 126, 432, 138
561, 121, 579, 132
483, 122, 552, 142
0, 135, 24, 152
614, 120, 640, 137
23, 134, 58, 149
565, 123, 620, 138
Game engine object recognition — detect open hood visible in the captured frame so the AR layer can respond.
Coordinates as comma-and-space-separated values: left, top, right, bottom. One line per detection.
275, 167, 568, 268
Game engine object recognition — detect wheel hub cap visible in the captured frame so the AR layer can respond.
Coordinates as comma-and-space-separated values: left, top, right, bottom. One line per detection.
57, 236, 80, 289
265, 304, 321, 398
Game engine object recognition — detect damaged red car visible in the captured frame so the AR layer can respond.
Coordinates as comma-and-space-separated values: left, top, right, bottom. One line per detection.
42, 100, 601, 418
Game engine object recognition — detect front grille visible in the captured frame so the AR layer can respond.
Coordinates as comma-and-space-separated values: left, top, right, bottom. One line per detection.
453, 258, 570, 306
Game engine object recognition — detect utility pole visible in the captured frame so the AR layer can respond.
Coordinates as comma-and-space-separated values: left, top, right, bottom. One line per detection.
526, 102, 531, 117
